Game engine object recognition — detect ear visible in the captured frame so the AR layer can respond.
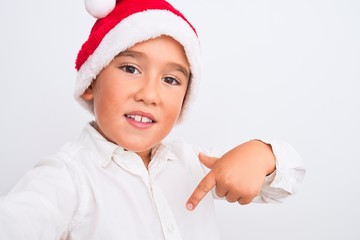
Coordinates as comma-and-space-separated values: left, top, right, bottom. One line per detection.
81, 83, 95, 101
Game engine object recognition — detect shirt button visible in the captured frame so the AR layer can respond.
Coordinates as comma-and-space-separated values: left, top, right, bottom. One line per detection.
167, 223, 175, 232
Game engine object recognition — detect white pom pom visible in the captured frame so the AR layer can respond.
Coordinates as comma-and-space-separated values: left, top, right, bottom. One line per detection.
84, 0, 116, 19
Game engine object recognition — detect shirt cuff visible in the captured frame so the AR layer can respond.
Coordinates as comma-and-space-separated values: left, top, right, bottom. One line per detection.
255, 138, 306, 202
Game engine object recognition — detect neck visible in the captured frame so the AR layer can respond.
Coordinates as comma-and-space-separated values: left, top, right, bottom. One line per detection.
136, 149, 152, 169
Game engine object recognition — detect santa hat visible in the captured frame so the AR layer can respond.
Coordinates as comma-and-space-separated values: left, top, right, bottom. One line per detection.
75, 0, 201, 120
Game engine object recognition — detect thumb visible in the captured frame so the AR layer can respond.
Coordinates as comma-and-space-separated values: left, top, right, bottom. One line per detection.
198, 152, 218, 169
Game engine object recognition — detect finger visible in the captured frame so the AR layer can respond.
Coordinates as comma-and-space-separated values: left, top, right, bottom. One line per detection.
198, 152, 218, 169
215, 184, 228, 198
225, 191, 241, 203
237, 187, 260, 205
186, 172, 216, 211
237, 196, 252, 205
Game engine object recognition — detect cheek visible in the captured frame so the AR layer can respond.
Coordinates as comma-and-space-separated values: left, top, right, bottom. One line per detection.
166, 92, 187, 119
92, 87, 122, 123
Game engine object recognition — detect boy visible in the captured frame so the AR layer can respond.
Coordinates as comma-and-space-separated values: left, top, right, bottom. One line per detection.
0, 0, 305, 239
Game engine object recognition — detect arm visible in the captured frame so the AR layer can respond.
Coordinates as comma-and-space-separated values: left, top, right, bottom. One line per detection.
186, 140, 305, 210
0, 158, 78, 240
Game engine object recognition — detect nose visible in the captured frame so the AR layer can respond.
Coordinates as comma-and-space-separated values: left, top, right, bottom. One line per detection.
134, 77, 160, 106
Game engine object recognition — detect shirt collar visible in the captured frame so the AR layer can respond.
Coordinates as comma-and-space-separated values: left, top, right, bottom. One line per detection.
81, 122, 178, 169
82, 122, 120, 168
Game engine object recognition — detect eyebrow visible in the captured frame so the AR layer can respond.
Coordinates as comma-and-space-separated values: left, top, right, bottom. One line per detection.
116, 50, 144, 59
169, 63, 190, 79
116, 50, 190, 79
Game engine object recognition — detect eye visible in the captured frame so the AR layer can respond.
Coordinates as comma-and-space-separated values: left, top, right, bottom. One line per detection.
162, 76, 180, 85
119, 64, 140, 74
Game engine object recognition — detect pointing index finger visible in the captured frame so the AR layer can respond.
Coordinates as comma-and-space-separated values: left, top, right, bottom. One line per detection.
186, 171, 216, 211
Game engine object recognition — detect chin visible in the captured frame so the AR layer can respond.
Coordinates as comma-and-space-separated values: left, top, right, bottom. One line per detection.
121, 142, 157, 153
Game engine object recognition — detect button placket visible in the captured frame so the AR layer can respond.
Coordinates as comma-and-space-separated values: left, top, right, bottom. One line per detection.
149, 174, 182, 240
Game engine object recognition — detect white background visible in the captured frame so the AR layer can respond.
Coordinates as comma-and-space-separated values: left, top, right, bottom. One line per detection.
1, 0, 359, 239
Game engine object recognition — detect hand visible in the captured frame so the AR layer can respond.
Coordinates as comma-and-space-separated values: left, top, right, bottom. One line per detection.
186, 140, 275, 211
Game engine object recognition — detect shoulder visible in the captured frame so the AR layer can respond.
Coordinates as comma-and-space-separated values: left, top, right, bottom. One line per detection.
166, 140, 198, 157
43, 140, 87, 162
34, 139, 96, 177
166, 140, 223, 158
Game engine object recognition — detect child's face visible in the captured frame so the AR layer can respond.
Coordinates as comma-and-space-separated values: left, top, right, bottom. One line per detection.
82, 36, 190, 157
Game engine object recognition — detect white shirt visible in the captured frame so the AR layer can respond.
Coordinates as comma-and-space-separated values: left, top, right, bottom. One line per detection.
0, 122, 305, 240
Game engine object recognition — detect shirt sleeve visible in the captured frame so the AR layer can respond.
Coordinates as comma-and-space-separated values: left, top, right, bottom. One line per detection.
252, 139, 306, 203
0, 158, 79, 240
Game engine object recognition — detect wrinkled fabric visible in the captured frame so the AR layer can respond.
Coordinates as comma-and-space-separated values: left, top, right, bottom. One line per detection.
0, 122, 305, 240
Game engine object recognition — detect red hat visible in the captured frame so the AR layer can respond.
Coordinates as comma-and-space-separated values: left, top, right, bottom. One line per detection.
75, 0, 201, 119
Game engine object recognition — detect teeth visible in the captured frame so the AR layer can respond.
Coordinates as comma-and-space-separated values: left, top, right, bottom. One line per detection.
134, 115, 141, 122
126, 114, 153, 123
141, 117, 153, 123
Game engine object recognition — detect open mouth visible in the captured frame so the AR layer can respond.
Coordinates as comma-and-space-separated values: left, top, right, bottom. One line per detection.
125, 114, 155, 123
